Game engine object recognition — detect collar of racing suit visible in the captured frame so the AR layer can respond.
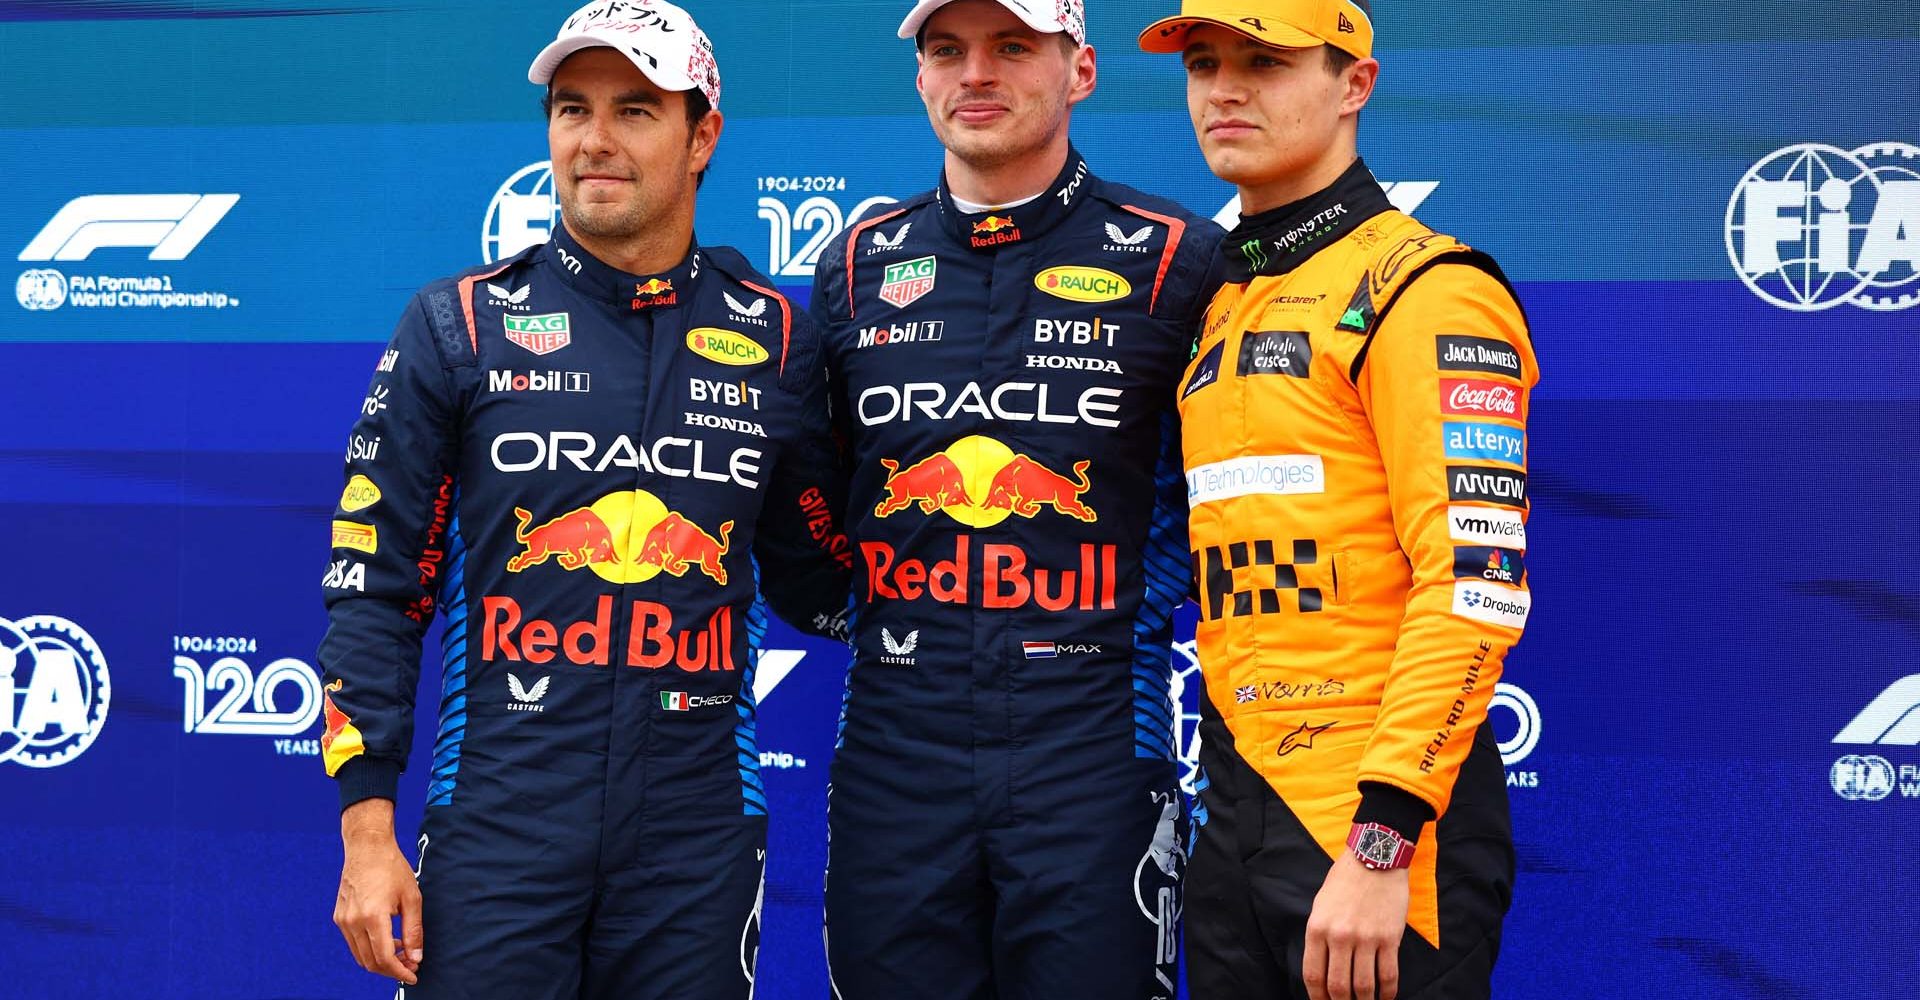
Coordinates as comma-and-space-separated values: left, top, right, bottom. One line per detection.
1222, 157, 1394, 283
543, 222, 702, 311
933, 145, 1094, 251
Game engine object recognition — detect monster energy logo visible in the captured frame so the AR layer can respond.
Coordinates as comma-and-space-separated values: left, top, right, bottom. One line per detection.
1241, 239, 1269, 270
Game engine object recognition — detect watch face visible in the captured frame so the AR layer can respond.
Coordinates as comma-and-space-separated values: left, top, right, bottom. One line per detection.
1357, 827, 1401, 866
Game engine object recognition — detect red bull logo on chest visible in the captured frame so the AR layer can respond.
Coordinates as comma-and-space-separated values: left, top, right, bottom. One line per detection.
873, 435, 1096, 527
507, 490, 731, 585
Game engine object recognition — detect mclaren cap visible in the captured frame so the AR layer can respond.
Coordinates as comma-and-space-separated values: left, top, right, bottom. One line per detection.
1138, 0, 1373, 59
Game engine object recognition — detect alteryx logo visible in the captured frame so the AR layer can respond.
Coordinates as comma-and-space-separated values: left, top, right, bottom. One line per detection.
1443, 421, 1525, 464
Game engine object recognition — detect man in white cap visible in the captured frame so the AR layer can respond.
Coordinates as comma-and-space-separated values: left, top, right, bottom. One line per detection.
808, 1, 1223, 997
1138, 2, 1534, 999
320, 2, 853, 997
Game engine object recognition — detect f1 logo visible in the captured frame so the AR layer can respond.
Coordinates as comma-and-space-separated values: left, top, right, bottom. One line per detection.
18, 194, 239, 261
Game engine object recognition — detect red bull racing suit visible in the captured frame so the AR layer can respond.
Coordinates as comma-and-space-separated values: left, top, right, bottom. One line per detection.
1180, 159, 1535, 998
318, 225, 851, 1000
808, 149, 1223, 1000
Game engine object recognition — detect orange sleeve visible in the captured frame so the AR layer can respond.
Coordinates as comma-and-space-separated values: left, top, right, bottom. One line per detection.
1354, 262, 1538, 825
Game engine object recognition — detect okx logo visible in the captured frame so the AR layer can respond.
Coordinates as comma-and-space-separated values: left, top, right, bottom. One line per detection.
0, 615, 110, 768
1726, 142, 1920, 311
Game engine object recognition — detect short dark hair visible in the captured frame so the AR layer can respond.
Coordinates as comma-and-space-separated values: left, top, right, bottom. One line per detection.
541, 84, 713, 189
1325, 45, 1358, 77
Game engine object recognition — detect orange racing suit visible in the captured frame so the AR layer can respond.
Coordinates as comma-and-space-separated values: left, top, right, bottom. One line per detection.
1178, 159, 1536, 995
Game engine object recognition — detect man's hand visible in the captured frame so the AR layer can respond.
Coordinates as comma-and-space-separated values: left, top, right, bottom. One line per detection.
1302, 849, 1411, 1000
333, 798, 423, 986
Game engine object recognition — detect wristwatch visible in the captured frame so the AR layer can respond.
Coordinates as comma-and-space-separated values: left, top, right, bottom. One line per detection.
1347, 822, 1416, 870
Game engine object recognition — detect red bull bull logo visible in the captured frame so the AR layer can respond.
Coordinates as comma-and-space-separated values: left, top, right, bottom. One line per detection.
873, 436, 1096, 526
632, 278, 678, 310
320, 678, 365, 775
970, 214, 1023, 248
507, 491, 731, 585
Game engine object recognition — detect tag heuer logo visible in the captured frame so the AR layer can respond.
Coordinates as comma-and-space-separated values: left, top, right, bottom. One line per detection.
504, 312, 571, 355
879, 256, 937, 308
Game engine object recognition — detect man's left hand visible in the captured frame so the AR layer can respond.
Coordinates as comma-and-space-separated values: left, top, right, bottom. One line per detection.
1302, 850, 1411, 1000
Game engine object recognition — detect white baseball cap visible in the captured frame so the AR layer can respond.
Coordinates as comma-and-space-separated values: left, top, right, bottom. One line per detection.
528, 0, 722, 109
897, 0, 1088, 47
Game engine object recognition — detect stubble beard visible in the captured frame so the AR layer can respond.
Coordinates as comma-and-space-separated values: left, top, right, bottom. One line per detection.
937, 87, 1070, 176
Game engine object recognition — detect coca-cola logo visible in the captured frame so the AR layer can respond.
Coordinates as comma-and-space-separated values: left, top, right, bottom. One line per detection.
1441, 378, 1519, 417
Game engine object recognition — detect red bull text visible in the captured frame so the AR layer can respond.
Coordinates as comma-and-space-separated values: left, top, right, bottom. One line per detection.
481, 595, 736, 671
862, 536, 1118, 611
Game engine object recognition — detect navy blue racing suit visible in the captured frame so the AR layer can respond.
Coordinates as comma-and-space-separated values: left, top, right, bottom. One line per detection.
808, 149, 1224, 1000
318, 224, 851, 1000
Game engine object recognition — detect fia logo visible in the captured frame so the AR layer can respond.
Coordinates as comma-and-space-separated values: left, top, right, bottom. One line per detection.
0, 615, 111, 768
757, 192, 899, 277
482, 161, 561, 264
1727, 143, 1920, 311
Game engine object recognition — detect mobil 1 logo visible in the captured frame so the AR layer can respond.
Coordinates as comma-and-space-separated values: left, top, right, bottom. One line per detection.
1239, 330, 1311, 378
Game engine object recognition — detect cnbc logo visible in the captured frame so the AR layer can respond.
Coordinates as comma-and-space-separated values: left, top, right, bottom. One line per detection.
1726, 142, 1920, 312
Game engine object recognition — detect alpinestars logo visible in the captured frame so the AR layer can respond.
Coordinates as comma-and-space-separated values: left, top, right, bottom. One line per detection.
507, 672, 549, 712
879, 628, 919, 665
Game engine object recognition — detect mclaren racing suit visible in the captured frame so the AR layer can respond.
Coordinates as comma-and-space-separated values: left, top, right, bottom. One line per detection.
317, 225, 851, 1000
808, 149, 1223, 1000
1179, 159, 1535, 998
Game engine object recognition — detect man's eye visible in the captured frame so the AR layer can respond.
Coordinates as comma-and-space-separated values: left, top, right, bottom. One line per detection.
1184, 57, 1217, 72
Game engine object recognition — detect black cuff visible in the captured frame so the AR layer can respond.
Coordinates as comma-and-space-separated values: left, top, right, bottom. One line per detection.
335, 756, 401, 811
1353, 782, 1437, 844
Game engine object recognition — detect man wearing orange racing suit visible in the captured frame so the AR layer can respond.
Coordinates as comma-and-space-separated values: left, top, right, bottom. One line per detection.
1140, 3, 1537, 999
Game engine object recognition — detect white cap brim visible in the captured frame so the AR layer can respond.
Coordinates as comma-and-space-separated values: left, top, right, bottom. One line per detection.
527, 34, 699, 93
896, 0, 1071, 41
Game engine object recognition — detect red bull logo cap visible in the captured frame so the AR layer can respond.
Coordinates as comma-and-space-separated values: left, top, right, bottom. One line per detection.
529, 0, 723, 109
899, 0, 1088, 47
1137, 0, 1373, 60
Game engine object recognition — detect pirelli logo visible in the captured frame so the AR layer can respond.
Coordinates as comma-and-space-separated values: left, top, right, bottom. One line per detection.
1194, 538, 1324, 621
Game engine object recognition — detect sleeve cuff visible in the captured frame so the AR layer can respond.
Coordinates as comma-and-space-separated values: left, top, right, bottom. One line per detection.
334, 756, 401, 811
1353, 781, 1437, 844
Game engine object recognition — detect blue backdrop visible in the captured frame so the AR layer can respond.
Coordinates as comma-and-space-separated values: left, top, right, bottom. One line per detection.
2, 1, 1917, 997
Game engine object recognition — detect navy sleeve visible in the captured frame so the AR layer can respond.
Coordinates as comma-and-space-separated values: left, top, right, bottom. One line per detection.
317, 292, 462, 809
756, 309, 854, 641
